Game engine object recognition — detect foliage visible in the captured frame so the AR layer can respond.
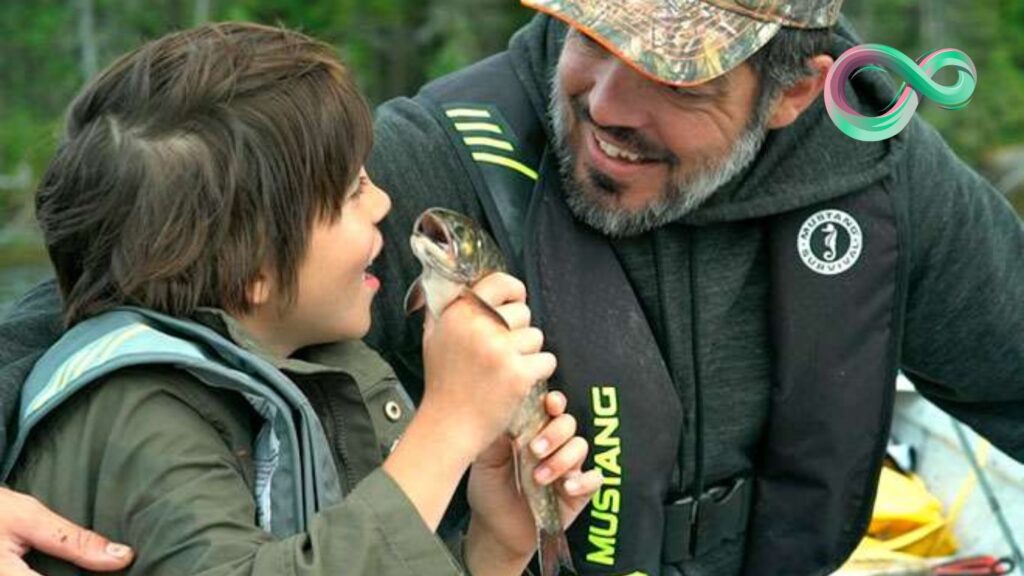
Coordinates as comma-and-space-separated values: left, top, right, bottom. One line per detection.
0, 1, 1021, 224
0, 0, 530, 222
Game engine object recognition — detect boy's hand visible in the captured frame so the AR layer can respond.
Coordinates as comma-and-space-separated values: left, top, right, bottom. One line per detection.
419, 272, 556, 456
464, 392, 603, 576
0, 486, 134, 575
385, 272, 557, 531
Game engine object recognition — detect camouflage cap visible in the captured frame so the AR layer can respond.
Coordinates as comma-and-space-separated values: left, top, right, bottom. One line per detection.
521, 0, 843, 86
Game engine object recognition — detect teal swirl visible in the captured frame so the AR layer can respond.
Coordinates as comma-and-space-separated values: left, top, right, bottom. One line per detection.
824, 44, 977, 142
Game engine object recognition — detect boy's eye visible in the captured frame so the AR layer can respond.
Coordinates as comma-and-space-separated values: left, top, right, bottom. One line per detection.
348, 175, 370, 200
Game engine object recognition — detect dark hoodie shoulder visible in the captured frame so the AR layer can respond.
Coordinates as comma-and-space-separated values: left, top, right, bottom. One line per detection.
0, 279, 63, 458
897, 116, 1024, 460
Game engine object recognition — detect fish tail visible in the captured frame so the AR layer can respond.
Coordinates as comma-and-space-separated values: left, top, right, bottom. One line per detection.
538, 528, 575, 576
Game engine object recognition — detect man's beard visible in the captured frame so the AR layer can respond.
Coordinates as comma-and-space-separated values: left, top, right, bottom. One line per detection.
549, 75, 771, 238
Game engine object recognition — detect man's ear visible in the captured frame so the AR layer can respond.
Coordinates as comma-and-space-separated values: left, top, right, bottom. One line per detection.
766, 54, 834, 130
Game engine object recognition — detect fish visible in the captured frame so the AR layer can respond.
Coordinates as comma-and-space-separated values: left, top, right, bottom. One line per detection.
404, 207, 575, 576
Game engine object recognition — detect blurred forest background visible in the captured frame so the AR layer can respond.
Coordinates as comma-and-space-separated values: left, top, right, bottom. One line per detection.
1, 0, 1023, 310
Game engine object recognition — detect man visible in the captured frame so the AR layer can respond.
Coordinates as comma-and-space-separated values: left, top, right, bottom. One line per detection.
2, 1, 1022, 575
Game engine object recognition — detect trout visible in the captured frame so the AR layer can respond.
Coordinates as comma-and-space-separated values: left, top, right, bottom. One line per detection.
404, 207, 575, 576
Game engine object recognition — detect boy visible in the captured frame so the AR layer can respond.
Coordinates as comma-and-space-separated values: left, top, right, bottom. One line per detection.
3, 22, 600, 576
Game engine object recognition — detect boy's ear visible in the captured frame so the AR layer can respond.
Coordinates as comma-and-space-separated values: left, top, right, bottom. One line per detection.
766, 54, 834, 130
246, 271, 273, 307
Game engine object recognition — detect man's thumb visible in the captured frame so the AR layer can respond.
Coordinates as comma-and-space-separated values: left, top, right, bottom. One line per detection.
18, 495, 134, 571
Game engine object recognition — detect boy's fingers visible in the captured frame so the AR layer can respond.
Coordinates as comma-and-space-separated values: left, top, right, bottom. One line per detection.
544, 391, 567, 417
530, 413, 577, 458
509, 327, 544, 355
12, 494, 133, 571
522, 352, 557, 383
495, 302, 531, 330
558, 469, 605, 528
561, 469, 604, 499
534, 436, 588, 486
472, 273, 527, 307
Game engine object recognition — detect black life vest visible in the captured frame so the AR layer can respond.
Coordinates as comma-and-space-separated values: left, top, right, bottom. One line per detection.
414, 50, 906, 576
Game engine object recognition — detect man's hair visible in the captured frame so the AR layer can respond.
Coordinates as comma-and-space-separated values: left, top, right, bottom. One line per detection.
747, 26, 834, 118
36, 22, 373, 326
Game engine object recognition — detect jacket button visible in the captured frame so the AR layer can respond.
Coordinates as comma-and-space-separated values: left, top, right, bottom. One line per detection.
384, 400, 403, 422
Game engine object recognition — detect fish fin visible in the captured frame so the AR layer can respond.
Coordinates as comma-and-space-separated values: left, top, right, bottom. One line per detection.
538, 529, 576, 576
403, 279, 426, 316
461, 287, 511, 330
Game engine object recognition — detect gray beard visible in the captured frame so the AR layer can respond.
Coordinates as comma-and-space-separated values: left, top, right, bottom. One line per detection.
549, 76, 770, 238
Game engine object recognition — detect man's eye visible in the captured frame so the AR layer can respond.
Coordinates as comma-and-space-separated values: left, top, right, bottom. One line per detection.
572, 30, 607, 56
673, 86, 713, 99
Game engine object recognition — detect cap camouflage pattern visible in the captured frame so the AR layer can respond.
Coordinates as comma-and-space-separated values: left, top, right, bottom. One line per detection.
521, 0, 844, 86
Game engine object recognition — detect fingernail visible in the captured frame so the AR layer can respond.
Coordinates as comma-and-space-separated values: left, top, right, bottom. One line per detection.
535, 466, 552, 483
106, 543, 131, 558
564, 478, 581, 494
531, 437, 549, 456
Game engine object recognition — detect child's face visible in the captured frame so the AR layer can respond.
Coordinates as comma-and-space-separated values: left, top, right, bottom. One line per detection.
246, 167, 392, 356
289, 168, 392, 346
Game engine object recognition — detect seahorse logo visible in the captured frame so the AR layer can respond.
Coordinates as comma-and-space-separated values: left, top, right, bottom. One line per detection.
825, 44, 976, 142
822, 223, 838, 262
797, 210, 863, 276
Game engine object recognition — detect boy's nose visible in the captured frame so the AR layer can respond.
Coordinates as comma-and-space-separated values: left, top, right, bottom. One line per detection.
370, 183, 392, 223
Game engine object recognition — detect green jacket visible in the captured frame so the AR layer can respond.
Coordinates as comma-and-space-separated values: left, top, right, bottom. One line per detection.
6, 308, 464, 576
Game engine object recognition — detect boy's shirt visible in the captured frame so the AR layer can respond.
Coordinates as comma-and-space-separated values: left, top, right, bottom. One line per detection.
7, 306, 464, 576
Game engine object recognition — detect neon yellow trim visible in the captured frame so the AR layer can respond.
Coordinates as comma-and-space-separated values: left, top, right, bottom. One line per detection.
454, 122, 503, 135
471, 152, 538, 180
445, 108, 491, 119
463, 137, 514, 152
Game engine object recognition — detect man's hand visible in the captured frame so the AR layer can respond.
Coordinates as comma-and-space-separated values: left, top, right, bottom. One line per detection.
0, 486, 133, 575
464, 391, 603, 576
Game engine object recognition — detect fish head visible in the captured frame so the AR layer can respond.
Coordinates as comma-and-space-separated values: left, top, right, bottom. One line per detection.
405, 207, 509, 319
409, 207, 506, 284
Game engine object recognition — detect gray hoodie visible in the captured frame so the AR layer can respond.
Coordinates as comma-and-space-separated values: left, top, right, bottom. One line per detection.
358, 13, 1024, 576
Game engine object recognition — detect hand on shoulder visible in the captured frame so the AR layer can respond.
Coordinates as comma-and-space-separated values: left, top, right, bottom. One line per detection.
0, 486, 133, 575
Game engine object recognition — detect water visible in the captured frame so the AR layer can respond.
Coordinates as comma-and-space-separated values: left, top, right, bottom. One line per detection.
0, 263, 52, 317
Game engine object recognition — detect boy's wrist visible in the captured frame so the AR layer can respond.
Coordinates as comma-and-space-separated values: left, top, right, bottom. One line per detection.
416, 389, 493, 457
465, 517, 532, 576
382, 406, 478, 531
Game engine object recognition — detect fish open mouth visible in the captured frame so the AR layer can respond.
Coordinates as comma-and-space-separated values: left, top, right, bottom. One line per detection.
417, 212, 450, 248
413, 211, 457, 268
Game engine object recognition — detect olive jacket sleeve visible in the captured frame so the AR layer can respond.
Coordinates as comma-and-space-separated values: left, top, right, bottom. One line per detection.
8, 367, 464, 576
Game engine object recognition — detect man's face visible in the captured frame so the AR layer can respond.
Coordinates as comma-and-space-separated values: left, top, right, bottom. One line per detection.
551, 30, 771, 236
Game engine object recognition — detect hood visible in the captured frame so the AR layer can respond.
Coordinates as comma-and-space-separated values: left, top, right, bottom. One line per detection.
0, 279, 64, 455
507, 12, 910, 225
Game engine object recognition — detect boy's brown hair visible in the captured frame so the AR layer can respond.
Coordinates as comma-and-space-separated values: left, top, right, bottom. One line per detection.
36, 22, 373, 326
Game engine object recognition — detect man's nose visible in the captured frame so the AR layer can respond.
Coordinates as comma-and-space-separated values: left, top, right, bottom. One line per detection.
588, 59, 653, 130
